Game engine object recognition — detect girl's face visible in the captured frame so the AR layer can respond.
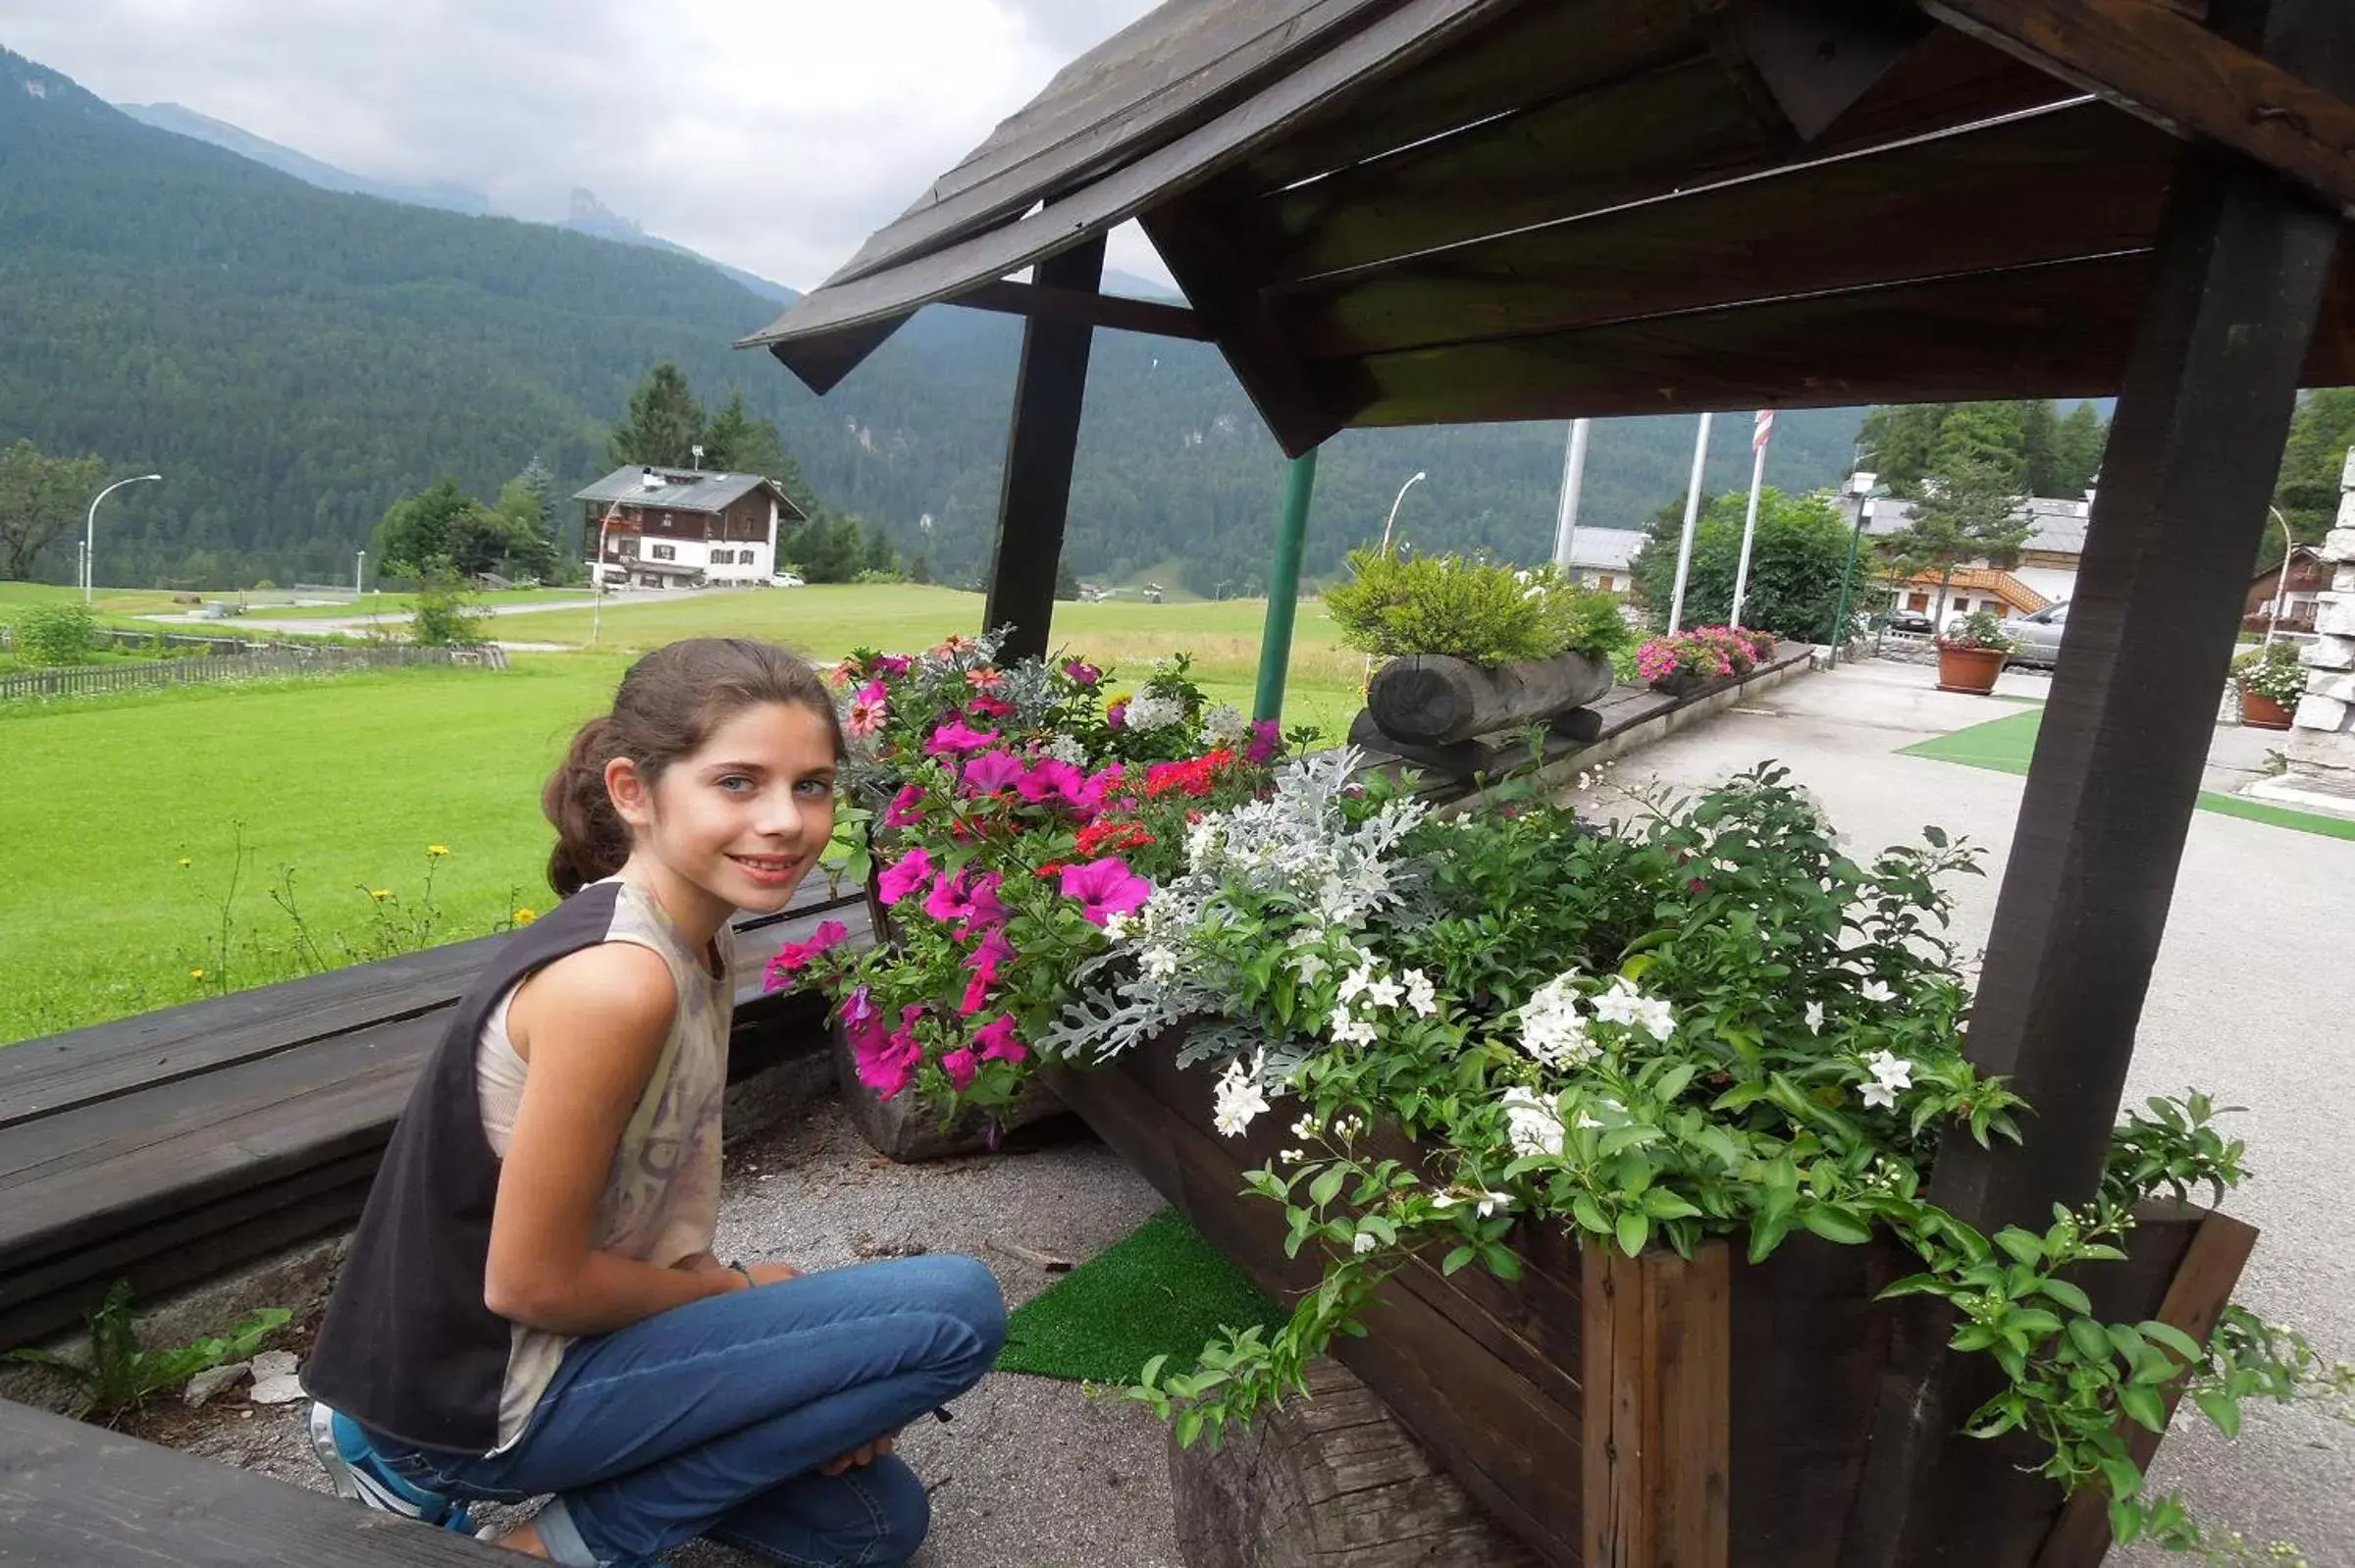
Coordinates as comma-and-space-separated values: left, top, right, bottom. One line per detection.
607, 701, 839, 925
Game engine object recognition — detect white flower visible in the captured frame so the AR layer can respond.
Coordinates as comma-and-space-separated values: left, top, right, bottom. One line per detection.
1859, 978, 1896, 1005
1289, 948, 1330, 984
1212, 1050, 1270, 1138
1290, 1113, 1321, 1141
1336, 964, 1376, 1006
1141, 945, 1179, 980
1198, 703, 1248, 746
1123, 691, 1185, 733
1500, 1086, 1565, 1158
1403, 969, 1438, 1018
1864, 1050, 1913, 1092
1102, 911, 1139, 944
1431, 1191, 1460, 1211
1591, 975, 1643, 1027
1518, 977, 1597, 1069
1327, 1007, 1378, 1047
1513, 569, 1532, 585
1280, 1147, 1304, 1164
1042, 733, 1088, 765
1575, 1110, 1603, 1130
1475, 1190, 1513, 1219
1363, 973, 1404, 1012
1352, 1231, 1379, 1256
1630, 994, 1676, 1043
1334, 1112, 1366, 1142
1804, 1001, 1824, 1033
1858, 1079, 1900, 1112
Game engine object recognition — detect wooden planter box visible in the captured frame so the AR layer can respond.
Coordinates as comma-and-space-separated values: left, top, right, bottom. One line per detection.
1049, 1044, 2254, 1568
1936, 645, 2008, 694
2239, 689, 2295, 730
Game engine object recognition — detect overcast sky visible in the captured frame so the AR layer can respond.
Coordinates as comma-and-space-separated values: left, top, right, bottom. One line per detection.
1, 0, 1172, 290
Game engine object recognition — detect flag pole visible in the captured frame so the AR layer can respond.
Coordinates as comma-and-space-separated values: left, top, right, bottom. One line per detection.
1730, 410, 1773, 628
1666, 413, 1711, 634
1551, 418, 1591, 576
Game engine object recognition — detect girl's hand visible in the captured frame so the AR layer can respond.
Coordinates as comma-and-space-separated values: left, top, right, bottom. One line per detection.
820, 1433, 895, 1476
744, 1261, 803, 1286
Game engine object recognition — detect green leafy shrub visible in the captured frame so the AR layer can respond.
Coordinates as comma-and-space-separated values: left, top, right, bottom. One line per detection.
408, 558, 490, 648
5, 1280, 289, 1423
16, 602, 100, 665
2232, 641, 2308, 706
1324, 548, 1630, 666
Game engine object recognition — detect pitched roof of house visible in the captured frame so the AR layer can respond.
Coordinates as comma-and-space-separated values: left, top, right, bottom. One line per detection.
1564, 527, 1647, 574
572, 466, 805, 519
1860, 495, 2093, 557
2248, 543, 2327, 588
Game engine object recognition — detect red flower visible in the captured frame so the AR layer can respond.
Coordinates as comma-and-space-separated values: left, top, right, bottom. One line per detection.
1074, 819, 1155, 858
1143, 748, 1238, 799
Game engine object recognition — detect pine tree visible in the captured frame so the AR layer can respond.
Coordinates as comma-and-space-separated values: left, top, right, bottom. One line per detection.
607, 363, 706, 469
1875, 456, 2031, 624
2053, 402, 2108, 496
1928, 404, 2028, 489
2015, 399, 2062, 497
1857, 404, 1952, 493
0, 441, 105, 580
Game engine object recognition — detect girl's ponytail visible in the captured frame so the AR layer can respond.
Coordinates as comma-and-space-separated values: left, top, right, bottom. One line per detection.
543, 714, 632, 898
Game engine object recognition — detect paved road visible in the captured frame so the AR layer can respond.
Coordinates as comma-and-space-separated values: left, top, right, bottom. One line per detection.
136, 585, 733, 637
1571, 657, 2355, 1562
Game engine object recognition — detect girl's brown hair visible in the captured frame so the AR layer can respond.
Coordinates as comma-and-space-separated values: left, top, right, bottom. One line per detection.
543, 638, 845, 897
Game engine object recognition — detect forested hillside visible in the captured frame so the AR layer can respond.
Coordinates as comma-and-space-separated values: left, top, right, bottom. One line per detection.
0, 46, 1867, 593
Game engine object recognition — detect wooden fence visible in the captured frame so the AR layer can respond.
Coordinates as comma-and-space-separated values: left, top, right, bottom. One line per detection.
0, 643, 507, 702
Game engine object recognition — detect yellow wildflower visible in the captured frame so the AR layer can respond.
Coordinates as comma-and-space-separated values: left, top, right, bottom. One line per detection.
512, 908, 537, 925
427, 844, 450, 857
189, 968, 205, 980
369, 889, 392, 901
177, 857, 192, 869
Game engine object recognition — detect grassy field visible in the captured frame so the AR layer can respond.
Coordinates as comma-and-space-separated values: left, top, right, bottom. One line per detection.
257, 587, 590, 618
0, 586, 1364, 1044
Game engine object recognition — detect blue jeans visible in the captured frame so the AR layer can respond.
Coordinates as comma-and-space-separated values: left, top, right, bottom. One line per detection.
372, 1254, 1005, 1568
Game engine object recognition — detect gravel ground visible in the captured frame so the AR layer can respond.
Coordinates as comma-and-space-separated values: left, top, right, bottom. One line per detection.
1573, 658, 2355, 1564
161, 1097, 1184, 1568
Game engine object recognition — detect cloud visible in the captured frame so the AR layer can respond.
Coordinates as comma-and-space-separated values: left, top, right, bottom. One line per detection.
5, 0, 1166, 290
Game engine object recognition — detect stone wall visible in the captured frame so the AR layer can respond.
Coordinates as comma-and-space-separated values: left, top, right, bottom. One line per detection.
2283, 448, 2355, 802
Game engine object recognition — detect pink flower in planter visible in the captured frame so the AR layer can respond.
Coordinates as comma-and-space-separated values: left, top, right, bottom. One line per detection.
1106, 699, 1128, 730
975, 1014, 1028, 1065
883, 784, 926, 828
925, 868, 1007, 932
876, 848, 935, 906
1059, 856, 1152, 926
762, 919, 850, 990
1064, 659, 1101, 687
960, 969, 990, 1017
965, 927, 1016, 985
961, 749, 1025, 797
873, 653, 914, 677
842, 984, 883, 1048
1073, 765, 1125, 815
1017, 758, 1085, 807
1246, 718, 1283, 765
959, 871, 1008, 934
857, 1024, 922, 1100
925, 720, 1001, 757
846, 687, 888, 743
941, 1048, 978, 1090
968, 694, 1017, 719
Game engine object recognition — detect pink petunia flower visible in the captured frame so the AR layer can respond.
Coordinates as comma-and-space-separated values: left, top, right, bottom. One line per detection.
958, 871, 1008, 934
965, 927, 1016, 986
857, 1026, 922, 1100
1059, 856, 1153, 926
940, 1048, 978, 1090
974, 1014, 1028, 1065
842, 984, 884, 1048
968, 695, 1017, 719
925, 720, 1001, 757
924, 868, 989, 926
960, 969, 990, 1017
876, 848, 935, 906
1105, 699, 1128, 730
873, 653, 914, 677
1017, 758, 1085, 807
1246, 718, 1283, 765
1064, 659, 1101, 687
884, 784, 926, 828
962, 750, 1025, 797
762, 918, 851, 990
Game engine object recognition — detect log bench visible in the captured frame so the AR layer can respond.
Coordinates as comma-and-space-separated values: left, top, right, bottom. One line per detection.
0, 877, 869, 1350
0, 1396, 509, 1564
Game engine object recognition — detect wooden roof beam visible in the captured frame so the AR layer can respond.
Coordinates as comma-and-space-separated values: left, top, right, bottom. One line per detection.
1921, 0, 2355, 214
946, 279, 1212, 340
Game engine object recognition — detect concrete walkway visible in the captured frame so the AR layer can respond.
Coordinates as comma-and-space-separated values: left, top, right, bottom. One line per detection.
1569, 657, 2355, 1562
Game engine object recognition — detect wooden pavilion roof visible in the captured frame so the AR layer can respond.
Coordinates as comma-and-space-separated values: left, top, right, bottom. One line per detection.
743, 0, 2355, 457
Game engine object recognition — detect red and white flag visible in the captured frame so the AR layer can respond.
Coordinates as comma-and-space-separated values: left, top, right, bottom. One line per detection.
1753, 408, 1776, 453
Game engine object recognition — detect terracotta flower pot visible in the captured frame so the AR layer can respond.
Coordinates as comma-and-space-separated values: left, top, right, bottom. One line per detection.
2239, 689, 2295, 730
1935, 645, 2006, 695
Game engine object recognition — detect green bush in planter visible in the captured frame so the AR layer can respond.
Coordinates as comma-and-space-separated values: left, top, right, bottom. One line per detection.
2232, 641, 2308, 706
1325, 547, 1629, 667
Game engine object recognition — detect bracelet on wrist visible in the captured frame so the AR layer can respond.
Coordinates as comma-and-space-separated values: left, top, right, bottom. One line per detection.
729, 1260, 759, 1289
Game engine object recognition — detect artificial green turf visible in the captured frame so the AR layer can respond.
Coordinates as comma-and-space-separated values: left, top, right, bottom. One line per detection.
1901, 708, 2355, 842
995, 1208, 1284, 1385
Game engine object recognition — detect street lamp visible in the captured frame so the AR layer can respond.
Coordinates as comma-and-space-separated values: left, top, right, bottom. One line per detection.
84, 474, 162, 603
1824, 471, 1879, 657
1378, 471, 1428, 556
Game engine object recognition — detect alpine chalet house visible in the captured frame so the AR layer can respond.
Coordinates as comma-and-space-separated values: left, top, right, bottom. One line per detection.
571, 466, 805, 590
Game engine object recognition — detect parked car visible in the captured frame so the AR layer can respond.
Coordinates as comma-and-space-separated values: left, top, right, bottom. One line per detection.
2008, 601, 2068, 667
770, 572, 807, 589
1882, 607, 1935, 634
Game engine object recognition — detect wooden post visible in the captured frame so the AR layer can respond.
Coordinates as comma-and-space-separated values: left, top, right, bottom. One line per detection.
981, 235, 1105, 662
1844, 5, 2351, 1561
1581, 1240, 1731, 1568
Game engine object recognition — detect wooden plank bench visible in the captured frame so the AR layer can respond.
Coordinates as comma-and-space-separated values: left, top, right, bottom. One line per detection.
0, 1396, 509, 1564
0, 877, 869, 1349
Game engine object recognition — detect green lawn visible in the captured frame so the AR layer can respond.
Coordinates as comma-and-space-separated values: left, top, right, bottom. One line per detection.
1, 587, 1365, 1044
1902, 708, 2355, 842
258, 587, 589, 618
0, 581, 186, 629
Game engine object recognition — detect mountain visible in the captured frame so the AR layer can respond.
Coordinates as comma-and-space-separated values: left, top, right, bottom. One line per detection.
116, 101, 492, 215
554, 187, 796, 304
2, 47, 1865, 595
